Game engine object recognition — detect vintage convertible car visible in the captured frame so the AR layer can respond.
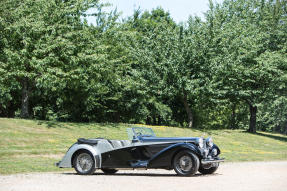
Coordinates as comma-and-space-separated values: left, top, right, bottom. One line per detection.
56, 127, 224, 176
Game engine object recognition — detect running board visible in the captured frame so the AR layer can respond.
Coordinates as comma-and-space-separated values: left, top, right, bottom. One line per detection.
130, 160, 148, 168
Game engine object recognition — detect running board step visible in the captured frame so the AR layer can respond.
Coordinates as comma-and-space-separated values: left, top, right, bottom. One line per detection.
130, 160, 148, 168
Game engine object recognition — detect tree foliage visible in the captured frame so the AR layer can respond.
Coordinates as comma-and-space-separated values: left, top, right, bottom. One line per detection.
0, 0, 286, 133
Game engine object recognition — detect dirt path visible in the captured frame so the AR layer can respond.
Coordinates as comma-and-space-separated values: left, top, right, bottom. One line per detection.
0, 161, 286, 191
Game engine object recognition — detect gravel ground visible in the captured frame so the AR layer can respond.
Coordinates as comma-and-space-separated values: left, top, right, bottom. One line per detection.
0, 161, 286, 191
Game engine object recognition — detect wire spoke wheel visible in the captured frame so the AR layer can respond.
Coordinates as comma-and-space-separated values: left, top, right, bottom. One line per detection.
73, 152, 95, 175
173, 150, 199, 176
177, 155, 193, 172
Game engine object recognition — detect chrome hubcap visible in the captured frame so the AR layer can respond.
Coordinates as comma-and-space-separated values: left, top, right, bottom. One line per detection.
76, 153, 93, 173
178, 155, 193, 171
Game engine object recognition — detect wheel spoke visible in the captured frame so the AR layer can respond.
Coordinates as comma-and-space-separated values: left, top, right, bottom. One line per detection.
178, 155, 193, 172
76, 153, 93, 173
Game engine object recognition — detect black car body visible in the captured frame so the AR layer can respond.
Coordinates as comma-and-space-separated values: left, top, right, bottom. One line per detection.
56, 127, 224, 176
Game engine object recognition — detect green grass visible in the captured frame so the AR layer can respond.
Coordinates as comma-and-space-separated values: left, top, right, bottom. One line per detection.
0, 118, 286, 174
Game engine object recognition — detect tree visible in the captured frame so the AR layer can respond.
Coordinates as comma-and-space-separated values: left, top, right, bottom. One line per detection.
0, 0, 109, 119
127, 8, 215, 128
124, 8, 177, 125
0, 0, 285, 132
208, 0, 286, 132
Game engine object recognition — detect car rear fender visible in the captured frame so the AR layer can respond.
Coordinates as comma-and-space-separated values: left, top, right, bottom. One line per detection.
148, 142, 201, 168
58, 144, 100, 168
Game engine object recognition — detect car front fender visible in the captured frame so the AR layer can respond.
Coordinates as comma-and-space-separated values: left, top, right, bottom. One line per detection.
57, 143, 100, 168
212, 143, 221, 155
148, 142, 201, 168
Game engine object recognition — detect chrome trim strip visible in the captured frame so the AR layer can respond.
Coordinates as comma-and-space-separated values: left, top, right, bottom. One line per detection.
201, 158, 224, 165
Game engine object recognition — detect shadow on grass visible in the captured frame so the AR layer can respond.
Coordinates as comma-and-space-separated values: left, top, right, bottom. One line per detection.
37, 121, 69, 129
62, 172, 221, 178
254, 132, 287, 142
66, 122, 125, 129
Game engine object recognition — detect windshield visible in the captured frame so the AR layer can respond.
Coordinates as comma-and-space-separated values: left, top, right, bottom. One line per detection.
127, 127, 156, 140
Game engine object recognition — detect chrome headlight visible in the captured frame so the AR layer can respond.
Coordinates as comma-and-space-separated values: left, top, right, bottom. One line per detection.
211, 148, 218, 156
206, 137, 213, 147
198, 137, 204, 148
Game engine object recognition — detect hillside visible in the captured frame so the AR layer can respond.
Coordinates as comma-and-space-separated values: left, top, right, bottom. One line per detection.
0, 118, 286, 174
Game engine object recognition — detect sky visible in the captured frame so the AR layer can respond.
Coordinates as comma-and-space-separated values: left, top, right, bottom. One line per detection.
98, 0, 224, 23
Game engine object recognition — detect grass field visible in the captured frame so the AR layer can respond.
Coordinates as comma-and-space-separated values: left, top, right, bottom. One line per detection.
0, 118, 286, 174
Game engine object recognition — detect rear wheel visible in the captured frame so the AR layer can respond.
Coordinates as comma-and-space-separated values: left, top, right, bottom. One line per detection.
173, 150, 199, 176
198, 163, 219, 174
73, 151, 95, 175
101, 168, 118, 174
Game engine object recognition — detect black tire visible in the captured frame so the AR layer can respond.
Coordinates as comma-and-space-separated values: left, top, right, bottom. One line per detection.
101, 168, 118, 174
73, 151, 95, 175
173, 150, 199, 176
198, 163, 219, 174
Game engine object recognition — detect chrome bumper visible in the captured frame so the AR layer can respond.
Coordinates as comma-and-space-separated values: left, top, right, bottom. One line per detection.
201, 158, 224, 165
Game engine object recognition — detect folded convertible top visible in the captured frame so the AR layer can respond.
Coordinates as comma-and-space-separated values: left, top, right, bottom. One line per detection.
77, 138, 99, 145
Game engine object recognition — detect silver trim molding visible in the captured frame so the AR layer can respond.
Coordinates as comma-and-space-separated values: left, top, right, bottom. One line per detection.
201, 158, 224, 165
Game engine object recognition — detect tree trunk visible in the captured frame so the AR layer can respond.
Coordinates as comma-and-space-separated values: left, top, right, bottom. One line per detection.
248, 105, 257, 133
20, 79, 29, 118
230, 103, 236, 129
7, 101, 15, 118
157, 116, 161, 125
152, 115, 157, 125
114, 112, 120, 123
146, 116, 151, 125
182, 92, 193, 128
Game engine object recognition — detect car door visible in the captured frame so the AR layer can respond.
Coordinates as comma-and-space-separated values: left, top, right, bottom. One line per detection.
101, 145, 150, 168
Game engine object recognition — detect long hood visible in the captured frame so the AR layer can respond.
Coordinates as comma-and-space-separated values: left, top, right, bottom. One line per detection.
139, 136, 199, 143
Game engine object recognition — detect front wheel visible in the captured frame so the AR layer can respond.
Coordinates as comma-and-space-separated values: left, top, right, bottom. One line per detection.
101, 168, 118, 174
198, 163, 219, 174
173, 150, 199, 176
73, 151, 95, 175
